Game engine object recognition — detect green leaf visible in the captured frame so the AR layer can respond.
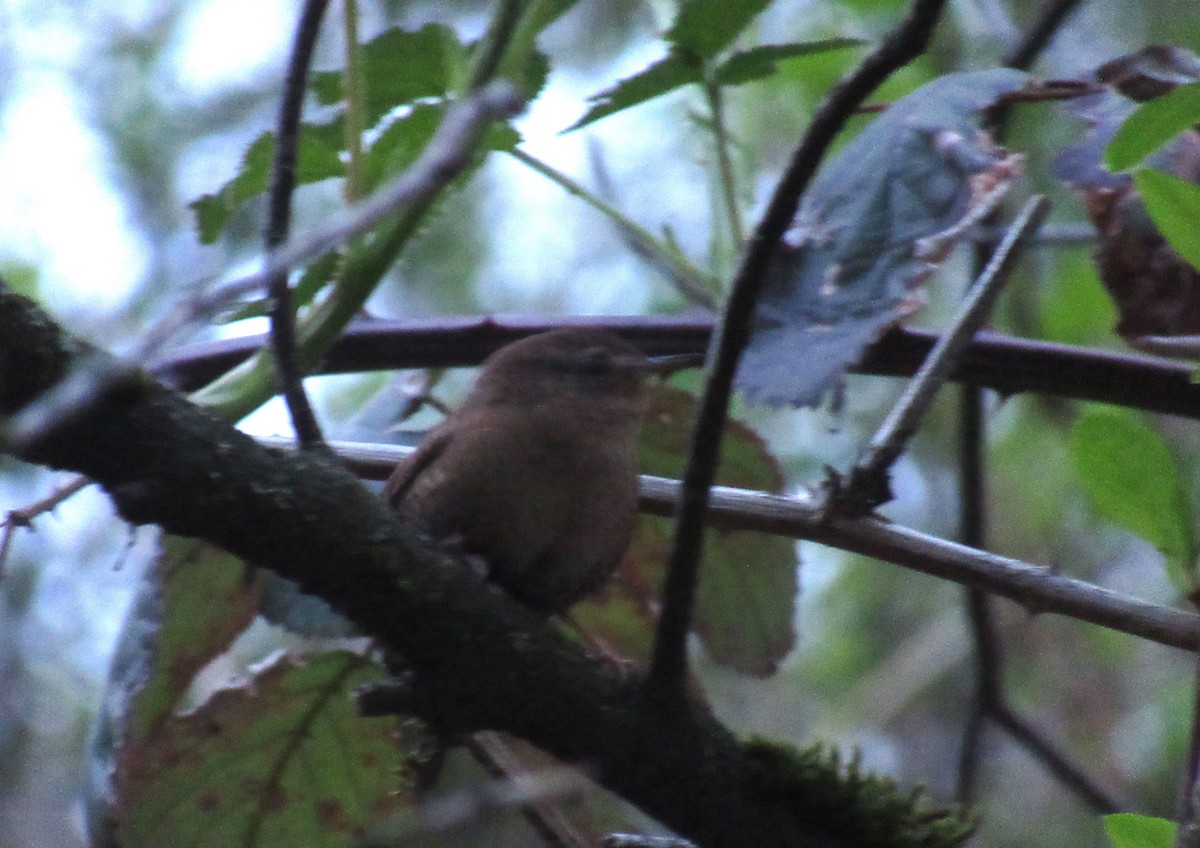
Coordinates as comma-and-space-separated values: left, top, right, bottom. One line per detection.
1070, 407, 1197, 593
120, 651, 406, 848
714, 38, 864, 86
1104, 814, 1178, 848
311, 25, 469, 127
666, 0, 771, 59
576, 386, 797, 676
1132, 168, 1200, 272
566, 53, 702, 132
1105, 80, 1200, 172
190, 126, 344, 244
216, 252, 341, 324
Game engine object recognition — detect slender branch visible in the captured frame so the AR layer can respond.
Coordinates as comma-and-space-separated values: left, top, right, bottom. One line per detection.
1002, 0, 1084, 70
647, 0, 951, 693
991, 704, 1122, 812
509, 147, 718, 308
834, 196, 1050, 514
273, 437, 1200, 655
150, 316, 1200, 420
266, 0, 330, 448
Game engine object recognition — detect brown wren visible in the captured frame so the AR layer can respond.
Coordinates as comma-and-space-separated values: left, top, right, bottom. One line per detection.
384, 328, 668, 614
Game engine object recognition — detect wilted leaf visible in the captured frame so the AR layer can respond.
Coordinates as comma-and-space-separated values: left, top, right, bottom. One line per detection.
1055, 50, 1200, 338
1103, 814, 1177, 848
1070, 407, 1196, 594
575, 385, 798, 677
1097, 45, 1200, 101
118, 651, 404, 848
88, 538, 265, 839
737, 68, 1027, 407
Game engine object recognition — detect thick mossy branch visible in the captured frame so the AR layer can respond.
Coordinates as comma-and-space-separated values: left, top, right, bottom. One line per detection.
747, 741, 976, 848
0, 286, 968, 848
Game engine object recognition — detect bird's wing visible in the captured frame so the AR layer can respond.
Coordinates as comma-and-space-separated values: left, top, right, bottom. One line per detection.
383, 425, 454, 506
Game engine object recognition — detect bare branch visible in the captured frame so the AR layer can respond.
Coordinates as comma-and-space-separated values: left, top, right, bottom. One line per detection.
649, 0, 951, 694
149, 317, 1200, 421
281, 437, 1200, 654
266, 0, 331, 449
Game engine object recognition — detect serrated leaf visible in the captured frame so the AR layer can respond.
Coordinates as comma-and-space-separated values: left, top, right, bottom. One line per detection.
1133, 168, 1200, 272
118, 651, 405, 848
576, 385, 798, 676
1070, 407, 1197, 593
1104, 814, 1177, 848
566, 53, 702, 132
190, 127, 344, 244
312, 25, 469, 128
666, 0, 771, 59
737, 68, 1028, 407
1106, 80, 1200, 171
714, 39, 864, 86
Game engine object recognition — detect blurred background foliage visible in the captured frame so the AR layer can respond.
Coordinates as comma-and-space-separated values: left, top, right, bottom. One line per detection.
2, 0, 1200, 847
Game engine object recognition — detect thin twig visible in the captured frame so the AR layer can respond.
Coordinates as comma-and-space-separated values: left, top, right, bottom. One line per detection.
266, 0, 331, 449
832, 196, 1051, 515
511, 147, 718, 308
467, 732, 595, 848
263, 436, 1200, 655
1002, 0, 1084, 70
703, 75, 744, 248
647, 0, 951, 693
0, 475, 91, 576
991, 703, 1123, 812
955, 0, 1088, 809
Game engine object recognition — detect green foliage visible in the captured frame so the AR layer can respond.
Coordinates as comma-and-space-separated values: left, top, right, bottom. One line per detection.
1103, 813, 1177, 848
1131, 168, 1200, 272
311, 24, 470, 127
190, 126, 345, 245
1069, 407, 1197, 594
745, 740, 976, 848
1105, 81, 1200, 172
566, 0, 860, 131
667, 0, 772, 59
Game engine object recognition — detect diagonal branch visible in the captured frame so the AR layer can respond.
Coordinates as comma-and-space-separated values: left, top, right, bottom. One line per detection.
290, 437, 1200, 655
648, 0, 951, 693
